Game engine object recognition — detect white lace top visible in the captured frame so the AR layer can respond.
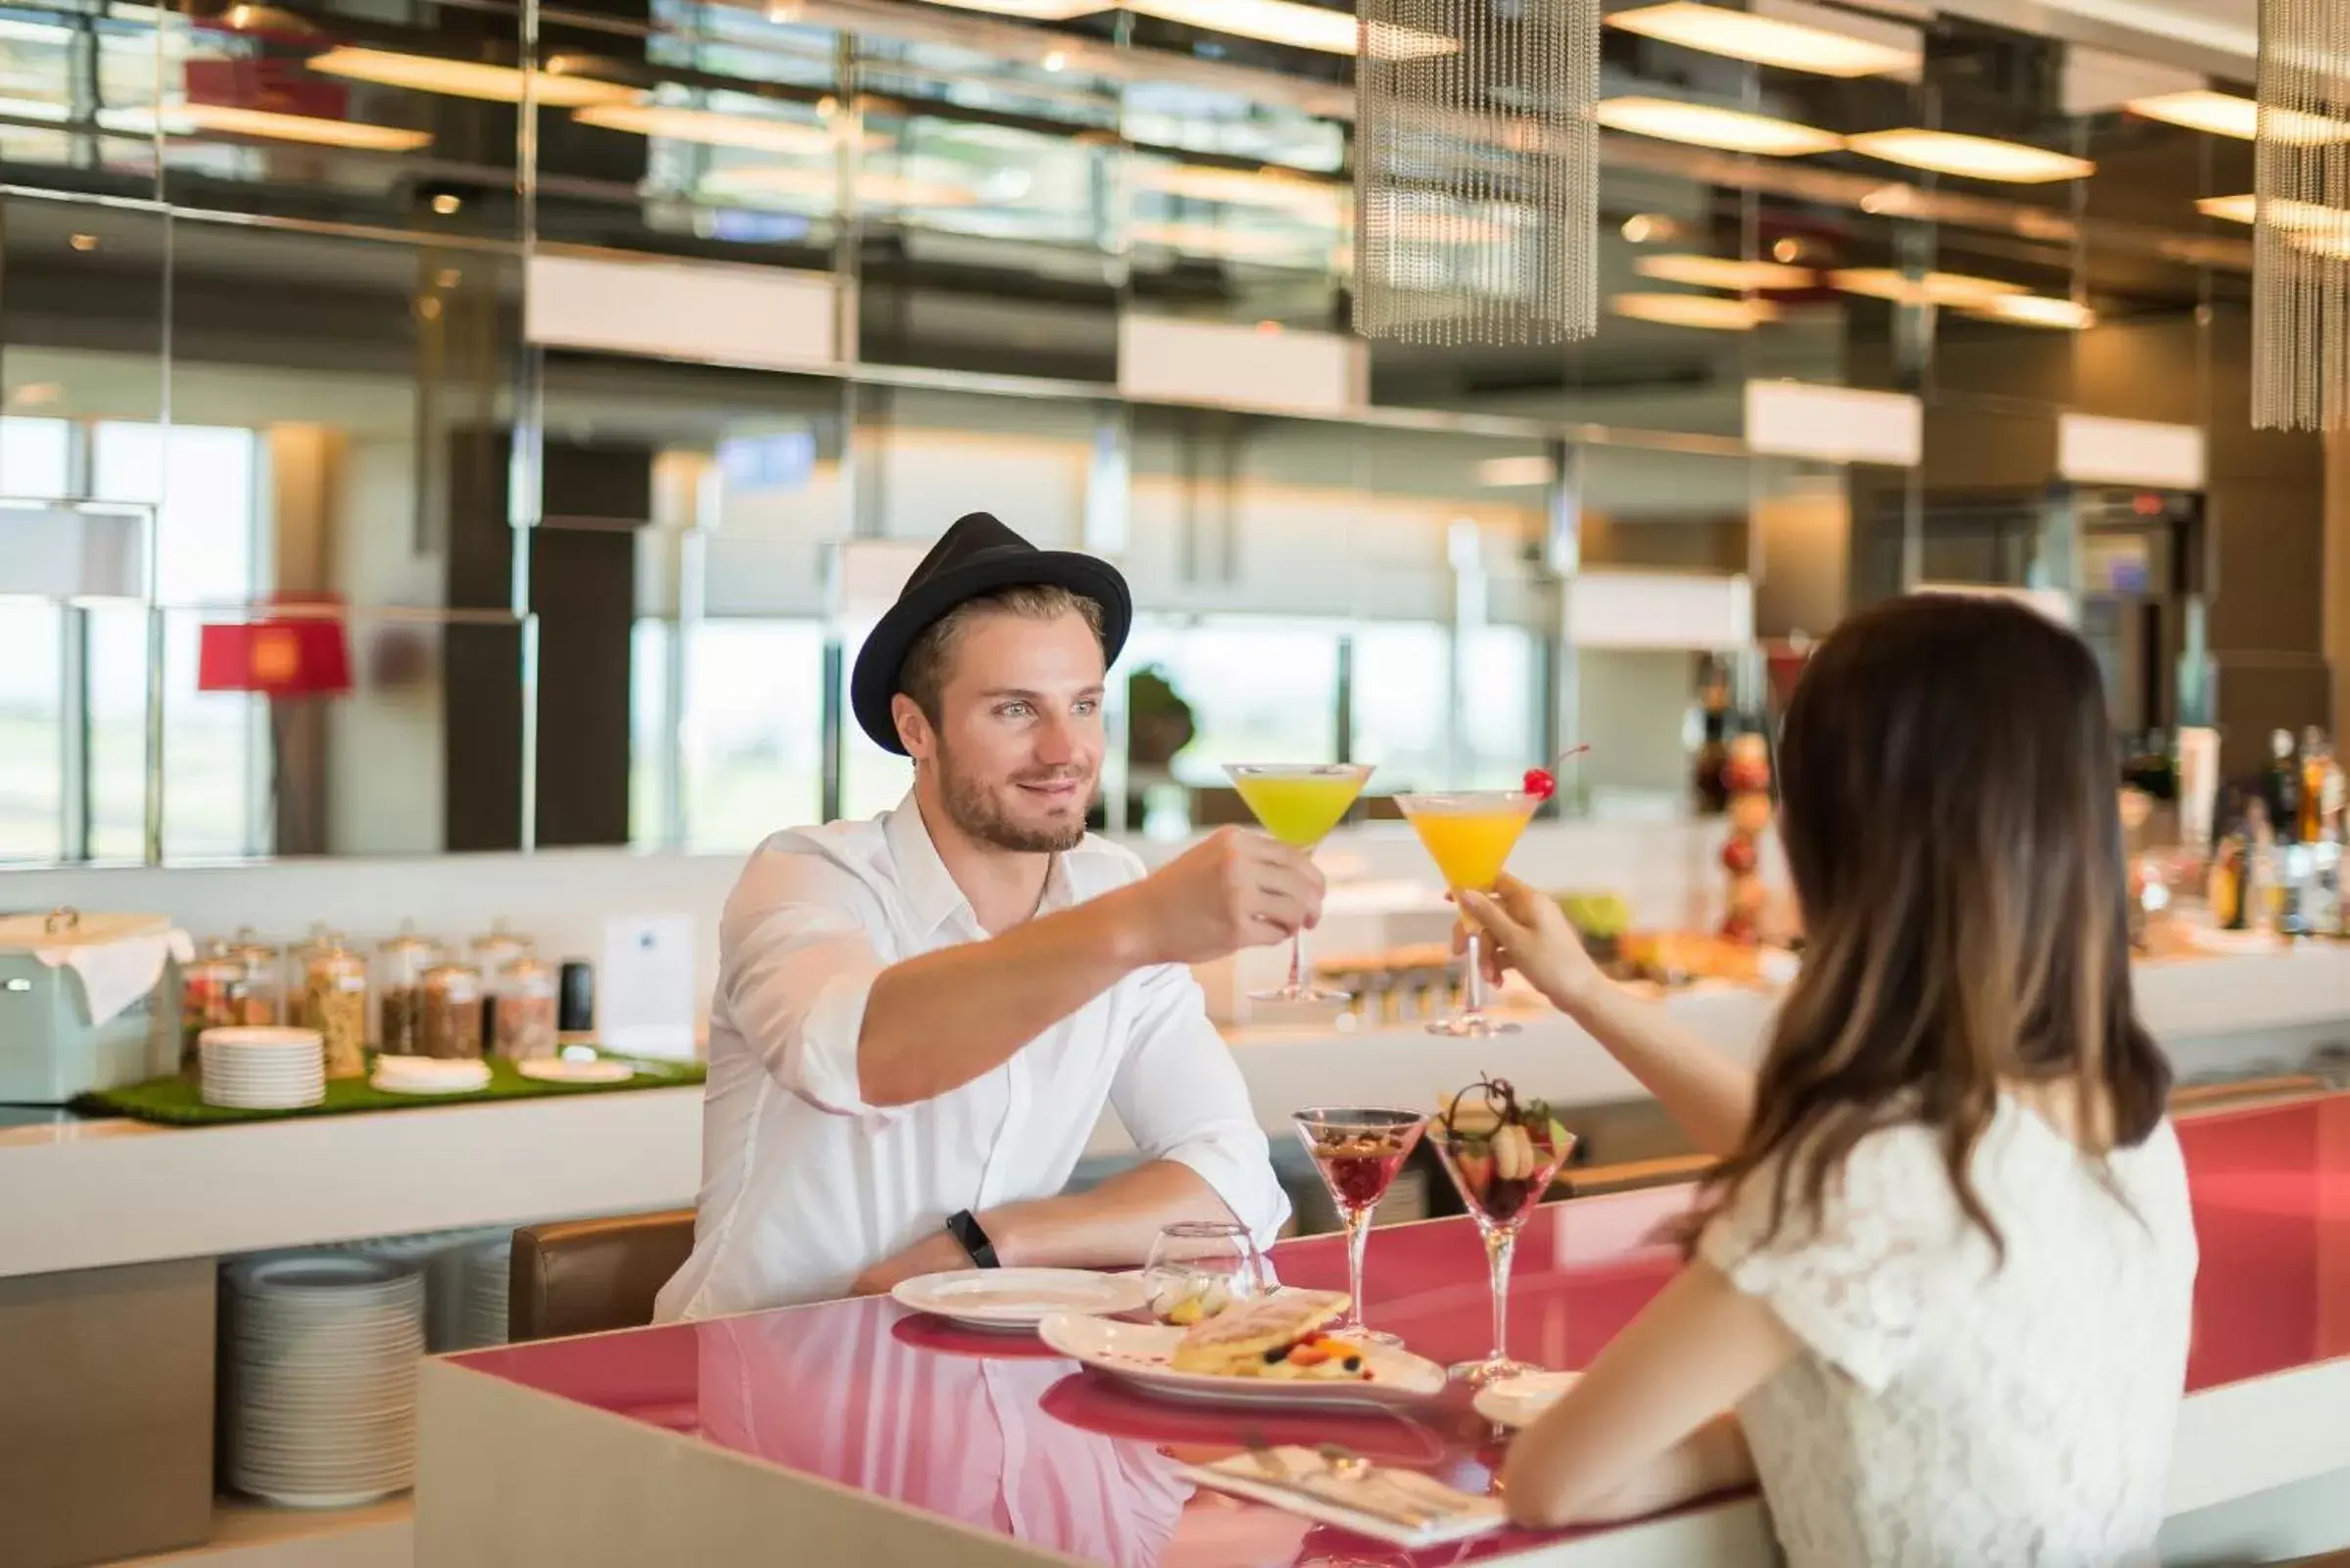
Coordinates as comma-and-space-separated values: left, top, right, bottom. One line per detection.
1698, 1099, 2198, 1568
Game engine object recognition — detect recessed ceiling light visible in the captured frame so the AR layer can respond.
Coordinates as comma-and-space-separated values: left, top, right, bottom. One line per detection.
1476, 455, 1557, 487
1770, 236, 1802, 262
918, 0, 1107, 14
1831, 267, 2029, 308
1123, 0, 1452, 57
2194, 192, 2350, 232
573, 103, 845, 154
1612, 291, 1781, 330
1844, 128, 2093, 183
2128, 89, 2348, 145
1130, 162, 1347, 222
701, 166, 977, 209
1606, 2, 1917, 78
1127, 220, 1316, 261
103, 103, 430, 152
68, 232, 97, 252
430, 192, 461, 214
307, 47, 633, 108
1598, 96, 1843, 157
1970, 294, 2095, 329
1619, 213, 1678, 243
1635, 253, 1814, 291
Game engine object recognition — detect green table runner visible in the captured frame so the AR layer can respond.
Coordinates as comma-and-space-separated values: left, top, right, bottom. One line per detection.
74, 1054, 704, 1126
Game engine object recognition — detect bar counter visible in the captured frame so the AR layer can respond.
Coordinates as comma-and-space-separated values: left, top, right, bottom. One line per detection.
416, 1094, 2350, 1568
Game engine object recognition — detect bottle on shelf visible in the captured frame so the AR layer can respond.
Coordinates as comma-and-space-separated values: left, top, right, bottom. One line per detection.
2300, 728, 2329, 846
2245, 798, 2279, 933
2207, 790, 2248, 931
2267, 729, 2304, 845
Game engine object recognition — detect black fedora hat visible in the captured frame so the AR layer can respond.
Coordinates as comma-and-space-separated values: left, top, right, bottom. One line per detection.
849, 512, 1132, 755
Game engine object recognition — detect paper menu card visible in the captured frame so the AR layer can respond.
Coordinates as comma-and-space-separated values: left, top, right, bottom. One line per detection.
1179, 1448, 1508, 1549
599, 914, 696, 1060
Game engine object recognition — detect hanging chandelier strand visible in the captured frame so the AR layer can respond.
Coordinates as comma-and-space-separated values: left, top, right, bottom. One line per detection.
1354, 0, 1600, 345
2254, 0, 2350, 431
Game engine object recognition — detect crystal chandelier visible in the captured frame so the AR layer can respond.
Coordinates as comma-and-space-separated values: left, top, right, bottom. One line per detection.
1352, 0, 1601, 346
2252, 0, 2350, 430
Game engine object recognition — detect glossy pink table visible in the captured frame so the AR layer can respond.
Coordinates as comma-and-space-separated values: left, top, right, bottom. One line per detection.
418, 1096, 2350, 1568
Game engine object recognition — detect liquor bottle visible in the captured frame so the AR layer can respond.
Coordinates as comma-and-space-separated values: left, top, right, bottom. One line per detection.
2208, 794, 2247, 931
2246, 799, 2280, 933
2267, 729, 2304, 844
2300, 728, 2328, 845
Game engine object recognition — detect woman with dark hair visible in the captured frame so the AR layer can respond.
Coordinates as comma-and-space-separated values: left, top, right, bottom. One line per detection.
1462, 594, 2196, 1566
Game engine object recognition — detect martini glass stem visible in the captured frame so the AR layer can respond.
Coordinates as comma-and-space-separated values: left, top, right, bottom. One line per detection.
1286, 924, 1311, 999
1484, 1224, 1517, 1368
1461, 925, 1493, 1026
1340, 1202, 1373, 1333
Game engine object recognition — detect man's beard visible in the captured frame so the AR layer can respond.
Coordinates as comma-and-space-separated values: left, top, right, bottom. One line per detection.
937, 750, 1093, 853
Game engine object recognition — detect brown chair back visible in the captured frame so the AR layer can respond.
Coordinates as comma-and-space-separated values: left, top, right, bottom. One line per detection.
507, 1210, 696, 1344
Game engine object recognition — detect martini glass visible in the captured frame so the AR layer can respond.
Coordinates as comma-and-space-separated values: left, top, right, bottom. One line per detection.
1292, 1108, 1430, 1345
1225, 763, 1374, 1003
1395, 790, 1541, 1035
1427, 1097, 1575, 1386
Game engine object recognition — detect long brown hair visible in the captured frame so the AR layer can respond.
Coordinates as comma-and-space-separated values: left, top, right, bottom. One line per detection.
1701, 594, 2172, 1259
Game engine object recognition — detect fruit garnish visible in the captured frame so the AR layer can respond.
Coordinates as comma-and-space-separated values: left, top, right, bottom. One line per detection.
1521, 767, 1556, 800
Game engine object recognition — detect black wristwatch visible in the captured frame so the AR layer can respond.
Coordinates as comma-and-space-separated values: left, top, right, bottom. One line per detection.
945, 1210, 998, 1269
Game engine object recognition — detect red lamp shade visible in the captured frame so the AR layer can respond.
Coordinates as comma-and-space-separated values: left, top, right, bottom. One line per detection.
198, 609, 354, 698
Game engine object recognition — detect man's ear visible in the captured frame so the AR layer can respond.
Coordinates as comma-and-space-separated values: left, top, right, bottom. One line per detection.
890, 692, 932, 760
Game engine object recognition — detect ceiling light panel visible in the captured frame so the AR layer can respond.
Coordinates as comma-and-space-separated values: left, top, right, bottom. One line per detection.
1606, 2, 1918, 79
1597, 96, 1843, 157
1844, 127, 2093, 183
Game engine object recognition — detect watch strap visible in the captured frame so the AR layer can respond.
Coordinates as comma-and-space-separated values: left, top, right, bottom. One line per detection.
945, 1210, 998, 1269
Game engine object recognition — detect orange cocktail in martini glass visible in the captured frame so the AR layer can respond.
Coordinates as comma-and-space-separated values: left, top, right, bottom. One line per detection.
1396, 790, 1541, 1036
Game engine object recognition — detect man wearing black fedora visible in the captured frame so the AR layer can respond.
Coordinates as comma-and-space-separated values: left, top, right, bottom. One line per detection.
656, 512, 1324, 1319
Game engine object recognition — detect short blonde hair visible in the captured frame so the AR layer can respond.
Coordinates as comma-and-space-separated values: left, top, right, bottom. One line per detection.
898, 584, 1105, 725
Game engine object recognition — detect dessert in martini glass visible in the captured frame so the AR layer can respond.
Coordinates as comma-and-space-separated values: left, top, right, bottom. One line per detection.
1427, 1075, 1576, 1385
1292, 1107, 1431, 1345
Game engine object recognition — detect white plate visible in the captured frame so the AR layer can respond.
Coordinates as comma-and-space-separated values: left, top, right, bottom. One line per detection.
891, 1268, 1153, 1331
370, 1069, 490, 1095
515, 1057, 634, 1084
1470, 1370, 1579, 1429
1038, 1311, 1446, 1410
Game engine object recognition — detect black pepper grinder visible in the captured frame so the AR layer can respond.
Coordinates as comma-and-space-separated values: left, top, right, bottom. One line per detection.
557, 959, 596, 1050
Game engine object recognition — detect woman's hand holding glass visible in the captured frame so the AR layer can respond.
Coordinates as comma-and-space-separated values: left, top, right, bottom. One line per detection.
1456, 875, 1607, 1016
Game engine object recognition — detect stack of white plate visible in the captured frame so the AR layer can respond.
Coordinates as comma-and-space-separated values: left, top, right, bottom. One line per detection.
201, 1027, 325, 1110
457, 1237, 511, 1349
222, 1255, 424, 1507
370, 1056, 491, 1096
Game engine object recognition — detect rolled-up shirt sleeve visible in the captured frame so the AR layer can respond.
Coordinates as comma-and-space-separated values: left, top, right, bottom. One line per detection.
717, 844, 903, 1124
1106, 961, 1290, 1246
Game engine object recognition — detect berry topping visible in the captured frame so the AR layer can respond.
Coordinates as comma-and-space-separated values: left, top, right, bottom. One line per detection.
1521, 767, 1557, 800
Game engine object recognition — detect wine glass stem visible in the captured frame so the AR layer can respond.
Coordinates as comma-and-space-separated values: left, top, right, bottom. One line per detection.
1485, 1225, 1517, 1365
1463, 927, 1491, 1022
1288, 925, 1310, 997
1342, 1203, 1373, 1332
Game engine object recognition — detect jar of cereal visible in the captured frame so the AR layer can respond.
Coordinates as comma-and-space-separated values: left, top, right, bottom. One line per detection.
421, 962, 484, 1060
298, 933, 369, 1079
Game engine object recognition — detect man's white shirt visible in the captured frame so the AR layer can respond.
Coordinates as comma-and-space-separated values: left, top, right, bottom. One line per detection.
653, 794, 1289, 1321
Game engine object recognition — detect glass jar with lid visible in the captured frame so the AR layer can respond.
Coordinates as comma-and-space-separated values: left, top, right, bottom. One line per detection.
376, 924, 442, 1056
469, 921, 531, 1043
298, 932, 369, 1079
179, 944, 247, 1075
491, 954, 558, 1063
223, 927, 284, 1025
421, 962, 484, 1060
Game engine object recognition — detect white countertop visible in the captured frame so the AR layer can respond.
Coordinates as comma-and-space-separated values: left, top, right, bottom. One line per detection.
8, 943, 2348, 1283
0, 1086, 702, 1280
